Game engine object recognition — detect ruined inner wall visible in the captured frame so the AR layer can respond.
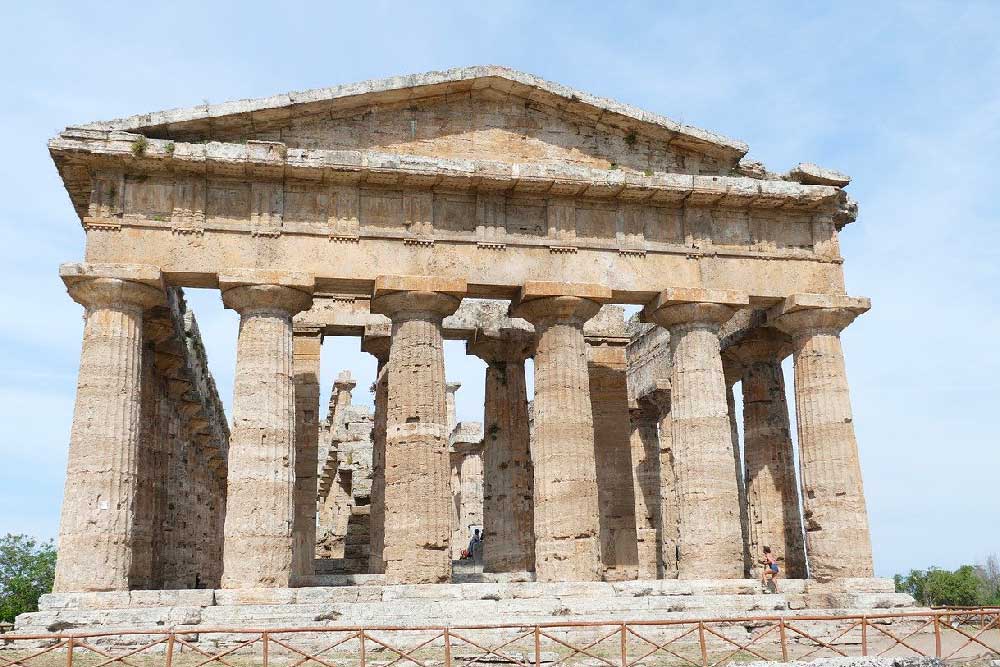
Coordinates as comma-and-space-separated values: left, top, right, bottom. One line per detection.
138, 288, 229, 590
315, 377, 374, 573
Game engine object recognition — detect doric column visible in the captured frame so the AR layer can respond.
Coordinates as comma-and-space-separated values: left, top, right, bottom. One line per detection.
644, 288, 748, 579
722, 358, 753, 577
770, 294, 874, 580
588, 337, 639, 581
629, 399, 662, 579
53, 263, 165, 592
291, 326, 322, 581
510, 282, 609, 582
361, 324, 390, 574
370, 276, 465, 584
646, 385, 679, 578
453, 429, 486, 556
467, 330, 535, 573
220, 273, 313, 589
729, 330, 807, 578
446, 381, 461, 435
449, 450, 464, 560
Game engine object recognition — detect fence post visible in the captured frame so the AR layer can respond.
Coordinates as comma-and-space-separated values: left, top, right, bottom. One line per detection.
166, 633, 175, 667
933, 614, 942, 658
778, 619, 788, 662
262, 631, 269, 667
861, 616, 868, 656
620, 623, 627, 667
444, 627, 452, 667
698, 622, 708, 667
65, 636, 74, 667
535, 625, 542, 667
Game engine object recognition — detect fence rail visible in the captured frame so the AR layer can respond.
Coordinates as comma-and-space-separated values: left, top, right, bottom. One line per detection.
1, 609, 998, 667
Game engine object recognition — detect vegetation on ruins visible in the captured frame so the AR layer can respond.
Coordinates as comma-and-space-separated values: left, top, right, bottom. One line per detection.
0, 534, 56, 623
894, 555, 1000, 607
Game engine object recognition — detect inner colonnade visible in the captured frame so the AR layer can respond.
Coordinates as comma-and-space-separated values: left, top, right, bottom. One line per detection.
46, 66, 877, 595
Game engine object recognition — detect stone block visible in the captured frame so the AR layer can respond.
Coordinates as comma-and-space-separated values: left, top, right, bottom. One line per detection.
381, 584, 464, 601
213, 588, 298, 606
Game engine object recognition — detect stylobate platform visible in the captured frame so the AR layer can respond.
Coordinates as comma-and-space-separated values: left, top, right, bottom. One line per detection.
15, 578, 917, 639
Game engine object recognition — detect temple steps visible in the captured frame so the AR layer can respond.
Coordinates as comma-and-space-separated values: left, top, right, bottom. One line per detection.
16, 579, 916, 639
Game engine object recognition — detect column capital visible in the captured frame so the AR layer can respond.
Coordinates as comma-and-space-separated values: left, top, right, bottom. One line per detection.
467, 327, 534, 363
60, 263, 165, 311
768, 294, 870, 338
509, 281, 610, 326
643, 287, 748, 331
220, 270, 314, 317
370, 275, 465, 321
361, 322, 392, 362
721, 352, 746, 387
726, 328, 793, 366
640, 380, 671, 413
334, 370, 357, 393
222, 286, 313, 317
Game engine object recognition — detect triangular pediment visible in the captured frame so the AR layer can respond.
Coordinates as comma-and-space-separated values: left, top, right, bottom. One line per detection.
73, 66, 748, 176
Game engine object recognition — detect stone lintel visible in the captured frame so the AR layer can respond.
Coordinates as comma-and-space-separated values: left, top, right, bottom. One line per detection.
768, 293, 871, 319
219, 270, 315, 293
373, 275, 467, 298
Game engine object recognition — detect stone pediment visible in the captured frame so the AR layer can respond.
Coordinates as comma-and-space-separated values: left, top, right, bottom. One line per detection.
72, 66, 748, 177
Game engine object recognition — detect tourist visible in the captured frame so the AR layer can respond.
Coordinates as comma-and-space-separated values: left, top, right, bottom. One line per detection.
468, 528, 483, 560
760, 546, 780, 592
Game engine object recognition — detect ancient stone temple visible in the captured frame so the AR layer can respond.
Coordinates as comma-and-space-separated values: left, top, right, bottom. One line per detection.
24, 66, 903, 633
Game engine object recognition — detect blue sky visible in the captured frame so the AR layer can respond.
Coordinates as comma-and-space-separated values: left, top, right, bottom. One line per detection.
1, 1, 997, 578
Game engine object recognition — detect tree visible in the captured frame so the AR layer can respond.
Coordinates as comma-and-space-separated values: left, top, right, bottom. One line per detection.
895, 565, 989, 607
0, 534, 57, 623
978, 553, 1000, 605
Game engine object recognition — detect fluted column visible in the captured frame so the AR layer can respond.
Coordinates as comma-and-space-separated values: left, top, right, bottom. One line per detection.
647, 386, 678, 578
771, 295, 874, 580
54, 264, 165, 592
730, 331, 807, 578
629, 400, 662, 579
292, 327, 322, 581
645, 288, 748, 578
362, 325, 390, 574
370, 277, 464, 584
511, 283, 608, 581
468, 331, 535, 573
220, 275, 313, 588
